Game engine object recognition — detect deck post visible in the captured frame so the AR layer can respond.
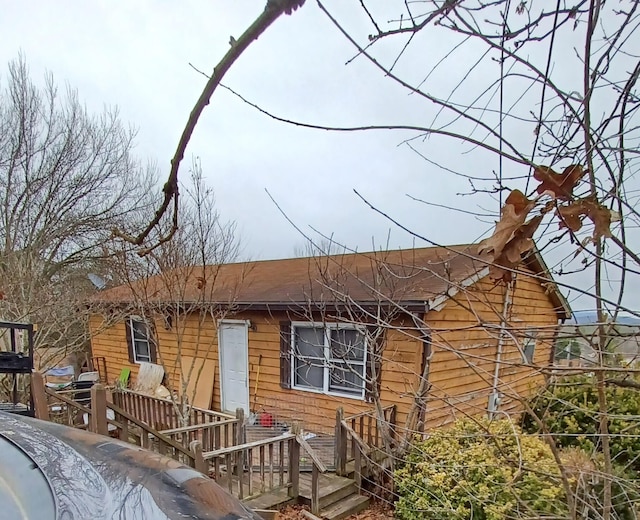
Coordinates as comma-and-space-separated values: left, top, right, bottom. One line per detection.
31, 371, 49, 421
235, 407, 246, 445
235, 407, 246, 498
311, 462, 320, 514
90, 383, 108, 436
335, 407, 346, 476
354, 443, 362, 491
190, 440, 208, 475
289, 421, 301, 498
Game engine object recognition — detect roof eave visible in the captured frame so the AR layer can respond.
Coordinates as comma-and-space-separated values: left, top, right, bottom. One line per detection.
523, 248, 572, 321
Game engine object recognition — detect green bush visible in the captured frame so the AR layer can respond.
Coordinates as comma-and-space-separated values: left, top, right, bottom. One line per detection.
394, 418, 567, 520
522, 375, 640, 472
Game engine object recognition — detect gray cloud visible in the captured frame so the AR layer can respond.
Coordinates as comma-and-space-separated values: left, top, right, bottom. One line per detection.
2, 1, 637, 313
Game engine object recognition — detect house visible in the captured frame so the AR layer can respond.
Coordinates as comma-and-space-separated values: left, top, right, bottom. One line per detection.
89, 244, 570, 436
555, 312, 640, 367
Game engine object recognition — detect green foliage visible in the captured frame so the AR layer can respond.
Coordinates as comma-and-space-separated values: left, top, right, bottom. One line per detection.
394, 418, 566, 520
522, 375, 640, 472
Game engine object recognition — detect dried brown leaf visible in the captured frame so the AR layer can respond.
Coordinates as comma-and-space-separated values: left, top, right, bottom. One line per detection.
478, 189, 535, 258
557, 198, 613, 239
489, 215, 543, 281
534, 164, 585, 200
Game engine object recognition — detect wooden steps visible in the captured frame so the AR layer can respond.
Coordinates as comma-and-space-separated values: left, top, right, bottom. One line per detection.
299, 474, 356, 510
319, 494, 370, 520
298, 473, 369, 520
243, 472, 370, 520
243, 487, 294, 511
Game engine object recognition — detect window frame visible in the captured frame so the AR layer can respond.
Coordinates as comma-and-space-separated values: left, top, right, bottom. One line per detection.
290, 321, 368, 400
128, 316, 154, 364
522, 328, 537, 364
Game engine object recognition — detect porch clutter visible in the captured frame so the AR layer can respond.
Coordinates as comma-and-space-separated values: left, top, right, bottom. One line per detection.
132, 361, 165, 394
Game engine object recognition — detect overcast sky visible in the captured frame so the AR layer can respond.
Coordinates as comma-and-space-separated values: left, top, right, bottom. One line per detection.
1, 1, 637, 313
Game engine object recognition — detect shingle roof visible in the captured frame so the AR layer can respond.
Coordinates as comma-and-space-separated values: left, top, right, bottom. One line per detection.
93, 244, 570, 318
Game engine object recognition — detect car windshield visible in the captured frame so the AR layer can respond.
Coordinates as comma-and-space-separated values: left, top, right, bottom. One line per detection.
0, 435, 56, 519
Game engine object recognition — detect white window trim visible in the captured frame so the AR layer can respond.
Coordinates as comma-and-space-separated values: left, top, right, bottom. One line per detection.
523, 329, 537, 364
290, 321, 368, 401
128, 316, 153, 364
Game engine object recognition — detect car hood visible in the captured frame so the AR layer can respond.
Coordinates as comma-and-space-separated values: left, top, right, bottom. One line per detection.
0, 412, 260, 520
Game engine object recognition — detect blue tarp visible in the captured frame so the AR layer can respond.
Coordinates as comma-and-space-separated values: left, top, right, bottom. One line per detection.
44, 365, 75, 377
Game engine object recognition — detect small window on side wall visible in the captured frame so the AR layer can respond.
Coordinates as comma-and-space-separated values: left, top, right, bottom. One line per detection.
125, 317, 157, 364
523, 329, 537, 364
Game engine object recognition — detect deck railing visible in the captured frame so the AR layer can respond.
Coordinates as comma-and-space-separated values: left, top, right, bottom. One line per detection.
35, 375, 329, 510
111, 388, 233, 431
40, 382, 201, 468
335, 404, 397, 477
201, 432, 298, 500
194, 423, 327, 513
160, 416, 240, 453
42, 385, 94, 429
108, 402, 200, 467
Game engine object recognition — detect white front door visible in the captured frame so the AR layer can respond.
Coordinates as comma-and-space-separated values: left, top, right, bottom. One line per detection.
219, 321, 249, 413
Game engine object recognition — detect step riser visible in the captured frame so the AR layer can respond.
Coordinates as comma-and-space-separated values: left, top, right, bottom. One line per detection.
299, 483, 357, 510
322, 496, 370, 520
320, 484, 357, 510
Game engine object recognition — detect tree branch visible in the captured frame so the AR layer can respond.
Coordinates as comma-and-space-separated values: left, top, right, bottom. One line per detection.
112, 0, 306, 254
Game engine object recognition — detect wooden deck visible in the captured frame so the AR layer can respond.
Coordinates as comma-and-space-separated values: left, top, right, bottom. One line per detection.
34, 384, 378, 520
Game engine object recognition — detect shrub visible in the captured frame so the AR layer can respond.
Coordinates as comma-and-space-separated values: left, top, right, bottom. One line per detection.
561, 447, 639, 520
394, 418, 567, 520
522, 375, 640, 472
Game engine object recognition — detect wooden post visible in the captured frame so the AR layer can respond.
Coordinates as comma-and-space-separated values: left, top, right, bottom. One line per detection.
335, 407, 346, 476
90, 384, 108, 436
190, 440, 208, 474
289, 421, 300, 498
235, 408, 246, 445
354, 444, 362, 491
31, 371, 49, 421
311, 462, 320, 514
118, 411, 129, 442
235, 408, 246, 499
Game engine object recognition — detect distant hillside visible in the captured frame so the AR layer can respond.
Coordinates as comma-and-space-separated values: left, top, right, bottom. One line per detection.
568, 310, 640, 326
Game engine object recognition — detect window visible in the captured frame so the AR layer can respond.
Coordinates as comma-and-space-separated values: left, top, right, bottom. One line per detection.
126, 317, 157, 364
292, 323, 367, 398
523, 329, 537, 364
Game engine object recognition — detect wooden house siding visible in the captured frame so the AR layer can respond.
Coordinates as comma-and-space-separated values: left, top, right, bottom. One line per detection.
90, 267, 561, 435
90, 311, 423, 434
423, 268, 557, 428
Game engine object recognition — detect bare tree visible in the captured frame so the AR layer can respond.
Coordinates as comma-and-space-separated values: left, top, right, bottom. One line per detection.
110, 160, 245, 426
305, 2, 640, 518
112, 0, 306, 253
0, 56, 155, 370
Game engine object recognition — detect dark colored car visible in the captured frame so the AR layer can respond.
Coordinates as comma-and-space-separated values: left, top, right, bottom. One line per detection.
0, 412, 261, 519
